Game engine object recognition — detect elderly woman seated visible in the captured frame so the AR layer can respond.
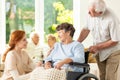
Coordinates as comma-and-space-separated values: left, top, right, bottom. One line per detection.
46, 34, 57, 57
44, 22, 85, 72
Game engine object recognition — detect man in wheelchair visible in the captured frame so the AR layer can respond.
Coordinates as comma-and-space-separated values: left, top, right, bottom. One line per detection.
44, 22, 98, 80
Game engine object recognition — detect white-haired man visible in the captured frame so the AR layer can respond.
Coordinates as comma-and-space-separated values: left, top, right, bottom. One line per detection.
26, 32, 44, 64
78, 0, 120, 80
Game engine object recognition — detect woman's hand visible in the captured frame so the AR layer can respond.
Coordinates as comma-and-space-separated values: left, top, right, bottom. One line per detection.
44, 62, 52, 69
36, 61, 43, 67
55, 61, 64, 70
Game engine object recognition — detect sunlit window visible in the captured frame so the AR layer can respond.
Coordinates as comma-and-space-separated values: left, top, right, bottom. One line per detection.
6, 0, 35, 43
44, 0, 73, 42
0, 0, 81, 54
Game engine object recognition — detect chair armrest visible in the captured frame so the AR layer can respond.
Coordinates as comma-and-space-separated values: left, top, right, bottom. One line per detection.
69, 62, 90, 68
69, 62, 90, 73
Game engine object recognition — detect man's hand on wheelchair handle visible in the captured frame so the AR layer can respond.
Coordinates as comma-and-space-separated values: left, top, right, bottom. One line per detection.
89, 45, 99, 54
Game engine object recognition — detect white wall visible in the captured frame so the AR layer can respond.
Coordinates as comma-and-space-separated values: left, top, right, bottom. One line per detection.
105, 0, 120, 19
79, 0, 120, 48
35, 0, 44, 45
80, 0, 93, 48
73, 0, 81, 40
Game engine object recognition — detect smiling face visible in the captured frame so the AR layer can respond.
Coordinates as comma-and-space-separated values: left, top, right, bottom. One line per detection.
8, 30, 27, 50
32, 34, 39, 45
88, 7, 102, 17
57, 30, 70, 42
16, 35, 28, 49
47, 35, 56, 48
56, 23, 75, 43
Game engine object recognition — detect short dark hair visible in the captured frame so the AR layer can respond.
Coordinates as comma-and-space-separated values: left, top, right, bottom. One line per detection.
56, 22, 75, 37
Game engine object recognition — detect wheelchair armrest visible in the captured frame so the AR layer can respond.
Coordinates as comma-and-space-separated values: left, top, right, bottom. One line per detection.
69, 62, 90, 68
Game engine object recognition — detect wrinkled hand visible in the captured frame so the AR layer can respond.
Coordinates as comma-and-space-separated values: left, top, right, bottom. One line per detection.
44, 62, 52, 69
89, 45, 99, 54
36, 61, 43, 67
55, 61, 64, 70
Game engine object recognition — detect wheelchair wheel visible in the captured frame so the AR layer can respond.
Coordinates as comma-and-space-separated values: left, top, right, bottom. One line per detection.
78, 73, 98, 80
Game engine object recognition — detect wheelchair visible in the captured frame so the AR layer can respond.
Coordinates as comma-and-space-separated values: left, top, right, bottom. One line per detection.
44, 51, 99, 80
67, 51, 99, 80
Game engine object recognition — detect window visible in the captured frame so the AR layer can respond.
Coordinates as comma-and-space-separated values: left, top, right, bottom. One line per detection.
0, 0, 81, 54
6, 0, 35, 43
44, 0, 73, 42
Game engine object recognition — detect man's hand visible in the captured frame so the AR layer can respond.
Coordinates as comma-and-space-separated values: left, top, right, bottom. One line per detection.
89, 40, 118, 54
44, 62, 52, 69
89, 45, 99, 53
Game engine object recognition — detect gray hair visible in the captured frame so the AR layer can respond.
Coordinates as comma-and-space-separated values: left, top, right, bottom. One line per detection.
46, 34, 56, 41
88, 0, 106, 13
30, 32, 39, 39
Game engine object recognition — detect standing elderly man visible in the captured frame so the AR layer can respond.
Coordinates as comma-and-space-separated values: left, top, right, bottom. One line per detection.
77, 0, 120, 80
26, 32, 44, 64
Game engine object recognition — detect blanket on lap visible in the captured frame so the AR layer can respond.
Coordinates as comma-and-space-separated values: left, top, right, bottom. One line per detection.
30, 67, 66, 80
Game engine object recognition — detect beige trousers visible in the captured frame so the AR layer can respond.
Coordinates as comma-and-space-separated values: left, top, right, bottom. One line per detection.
95, 50, 120, 80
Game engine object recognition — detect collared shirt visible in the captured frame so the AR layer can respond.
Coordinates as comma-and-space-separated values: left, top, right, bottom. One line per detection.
84, 8, 120, 61
45, 41, 85, 72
